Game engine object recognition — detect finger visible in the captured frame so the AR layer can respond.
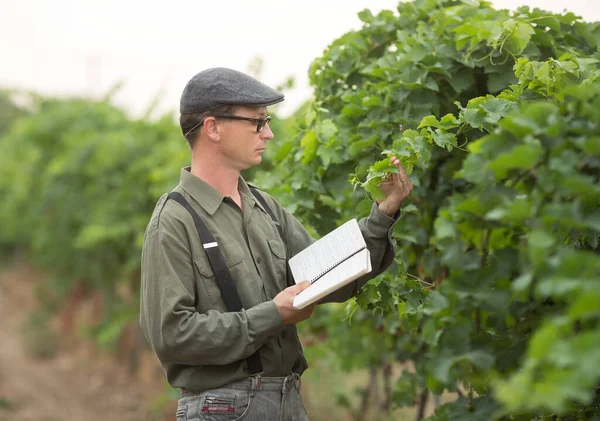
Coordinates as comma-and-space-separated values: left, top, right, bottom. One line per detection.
400, 170, 412, 188
289, 281, 311, 294
304, 304, 316, 316
396, 162, 408, 179
390, 157, 407, 178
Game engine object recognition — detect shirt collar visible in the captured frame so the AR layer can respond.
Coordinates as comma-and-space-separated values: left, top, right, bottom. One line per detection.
179, 167, 259, 215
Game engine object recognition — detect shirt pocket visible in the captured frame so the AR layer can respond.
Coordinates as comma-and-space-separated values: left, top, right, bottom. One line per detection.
267, 238, 289, 290
193, 242, 245, 310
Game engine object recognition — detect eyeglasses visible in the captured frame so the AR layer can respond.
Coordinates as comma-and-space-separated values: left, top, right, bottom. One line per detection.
212, 115, 272, 133
185, 115, 272, 138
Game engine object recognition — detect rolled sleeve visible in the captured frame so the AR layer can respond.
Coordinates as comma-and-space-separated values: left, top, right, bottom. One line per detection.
362, 203, 399, 238
247, 300, 284, 349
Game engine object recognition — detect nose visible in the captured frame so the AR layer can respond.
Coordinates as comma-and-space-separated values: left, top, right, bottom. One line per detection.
261, 122, 274, 140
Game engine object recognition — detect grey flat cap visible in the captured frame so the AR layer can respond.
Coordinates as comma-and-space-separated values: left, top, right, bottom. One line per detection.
180, 67, 284, 114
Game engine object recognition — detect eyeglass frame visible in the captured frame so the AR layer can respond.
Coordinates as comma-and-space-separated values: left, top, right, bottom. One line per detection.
184, 114, 272, 138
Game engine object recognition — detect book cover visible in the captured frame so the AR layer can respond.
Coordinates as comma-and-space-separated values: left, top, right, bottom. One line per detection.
289, 219, 372, 309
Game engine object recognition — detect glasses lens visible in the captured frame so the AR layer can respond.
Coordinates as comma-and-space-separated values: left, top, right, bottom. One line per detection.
257, 116, 271, 132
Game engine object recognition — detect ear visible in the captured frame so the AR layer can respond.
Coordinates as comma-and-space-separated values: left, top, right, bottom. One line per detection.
202, 117, 221, 142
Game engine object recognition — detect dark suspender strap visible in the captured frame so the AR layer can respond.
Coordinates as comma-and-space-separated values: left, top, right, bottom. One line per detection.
249, 186, 284, 240
168, 192, 242, 310
167, 192, 263, 375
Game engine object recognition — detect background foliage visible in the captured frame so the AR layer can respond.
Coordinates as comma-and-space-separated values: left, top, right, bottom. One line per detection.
255, 0, 600, 419
0, 93, 290, 344
1, 0, 599, 420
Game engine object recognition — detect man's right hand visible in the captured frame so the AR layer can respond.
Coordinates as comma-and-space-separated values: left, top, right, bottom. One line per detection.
274, 281, 315, 325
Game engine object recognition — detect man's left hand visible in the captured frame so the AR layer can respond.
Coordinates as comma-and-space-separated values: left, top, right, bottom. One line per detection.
377, 156, 413, 216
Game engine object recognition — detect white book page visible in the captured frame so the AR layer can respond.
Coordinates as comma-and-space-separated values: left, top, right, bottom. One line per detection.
293, 249, 371, 309
288, 219, 366, 285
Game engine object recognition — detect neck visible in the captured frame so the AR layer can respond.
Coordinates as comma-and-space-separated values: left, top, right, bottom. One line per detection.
190, 153, 240, 197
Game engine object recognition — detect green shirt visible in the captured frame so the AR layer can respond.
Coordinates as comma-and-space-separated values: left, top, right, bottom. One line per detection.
139, 167, 398, 392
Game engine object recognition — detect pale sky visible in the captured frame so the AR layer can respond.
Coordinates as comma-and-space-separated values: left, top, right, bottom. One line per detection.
1, 0, 599, 117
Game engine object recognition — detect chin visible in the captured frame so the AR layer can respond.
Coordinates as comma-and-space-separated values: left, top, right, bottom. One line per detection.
240, 158, 261, 171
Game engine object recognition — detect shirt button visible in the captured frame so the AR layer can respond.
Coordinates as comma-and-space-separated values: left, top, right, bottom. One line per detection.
257, 256, 262, 264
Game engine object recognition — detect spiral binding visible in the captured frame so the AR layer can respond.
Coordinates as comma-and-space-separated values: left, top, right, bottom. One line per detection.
310, 246, 367, 284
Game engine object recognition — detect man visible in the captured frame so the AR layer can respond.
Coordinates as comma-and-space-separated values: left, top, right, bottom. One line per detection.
139, 67, 413, 421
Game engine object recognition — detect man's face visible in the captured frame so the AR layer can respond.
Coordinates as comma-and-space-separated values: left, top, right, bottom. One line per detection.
217, 106, 274, 172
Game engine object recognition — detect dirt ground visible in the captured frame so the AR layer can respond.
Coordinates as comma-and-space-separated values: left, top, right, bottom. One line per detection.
0, 263, 450, 421
0, 264, 169, 421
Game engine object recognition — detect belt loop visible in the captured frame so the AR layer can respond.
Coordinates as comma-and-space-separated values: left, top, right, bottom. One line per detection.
251, 372, 263, 390
281, 375, 289, 395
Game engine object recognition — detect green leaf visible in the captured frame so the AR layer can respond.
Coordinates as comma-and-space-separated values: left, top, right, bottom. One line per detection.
435, 217, 457, 239
356, 198, 373, 215
300, 130, 318, 164
439, 114, 459, 129
357, 8, 373, 23
341, 103, 367, 117
486, 143, 542, 178
499, 114, 537, 137
305, 107, 317, 126
317, 119, 337, 142
273, 140, 294, 162
349, 135, 377, 157
568, 291, 600, 321
432, 351, 495, 383
361, 96, 383, 107
317, 143, 338, 167
402, 204, 418, 213
461, 108, 487, 129
431, 129, 457, 150
481, 98, 516, 124
487, 70, 518, 93
531, 15, 561, 32
528, 322, 564, 360
432, 356, 456, 384
423, 291, 449, 315
418, 115, 440, 129
448, 71, 474, 93
528, 229, 556, 249
392, 373, 418, 407
318, 194, 338, 209
579, 136, 600, 154
364, 182, 386, 202
505, 21, 535, 54
422, 319, 442, 346
485, 196, 534, 223
512, 271, 533, 293
463, 350, 495, 370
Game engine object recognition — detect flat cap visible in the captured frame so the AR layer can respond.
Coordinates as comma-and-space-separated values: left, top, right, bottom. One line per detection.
180, 67, 284, 114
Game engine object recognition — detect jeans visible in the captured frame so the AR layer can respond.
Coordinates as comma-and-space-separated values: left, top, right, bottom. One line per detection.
176, 373, 309, 421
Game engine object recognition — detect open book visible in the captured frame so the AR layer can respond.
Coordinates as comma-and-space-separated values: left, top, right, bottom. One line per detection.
289, 219, 372, 309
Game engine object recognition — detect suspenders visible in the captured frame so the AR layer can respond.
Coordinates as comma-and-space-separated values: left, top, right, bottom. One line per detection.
166, 187, 282, 375
249, 187, 284, 239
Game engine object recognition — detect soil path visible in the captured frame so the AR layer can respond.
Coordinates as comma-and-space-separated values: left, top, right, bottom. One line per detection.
0, 265, 166, 421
